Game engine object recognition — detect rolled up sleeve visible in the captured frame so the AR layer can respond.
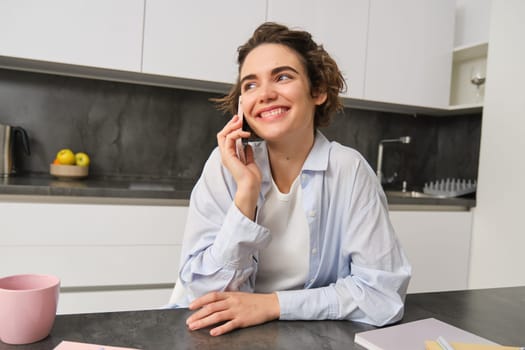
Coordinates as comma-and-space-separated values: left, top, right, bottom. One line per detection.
178, 149, 271, 303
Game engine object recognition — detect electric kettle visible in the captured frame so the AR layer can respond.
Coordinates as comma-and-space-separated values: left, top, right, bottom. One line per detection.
0, 124, 31, 177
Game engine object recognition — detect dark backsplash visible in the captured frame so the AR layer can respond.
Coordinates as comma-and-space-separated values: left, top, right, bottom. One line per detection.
323, 109, 481, 190
0, 68, 481, 190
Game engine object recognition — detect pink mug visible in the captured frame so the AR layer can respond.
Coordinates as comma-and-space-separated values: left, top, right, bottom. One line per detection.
0, 274, 60, 345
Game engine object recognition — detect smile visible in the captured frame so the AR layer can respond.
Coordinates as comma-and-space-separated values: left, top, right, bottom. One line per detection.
259, 107, 289, 119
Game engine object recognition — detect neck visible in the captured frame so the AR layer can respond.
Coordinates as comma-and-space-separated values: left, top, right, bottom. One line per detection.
267, 130, 315, 193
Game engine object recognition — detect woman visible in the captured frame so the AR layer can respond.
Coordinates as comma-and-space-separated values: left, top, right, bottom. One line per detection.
171, 22, 411, 336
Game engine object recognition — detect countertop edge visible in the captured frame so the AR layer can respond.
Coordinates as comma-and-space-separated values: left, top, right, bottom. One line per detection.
0, 194, 190, 206
0, 194, 474, 211
0, 174, 475, 210
388, 203, 472, 211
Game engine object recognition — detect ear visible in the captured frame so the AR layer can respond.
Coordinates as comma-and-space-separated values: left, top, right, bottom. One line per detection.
313, 91, 327, 106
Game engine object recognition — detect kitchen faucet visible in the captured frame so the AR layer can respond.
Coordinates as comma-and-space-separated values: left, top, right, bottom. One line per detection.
376, 136, 411, 185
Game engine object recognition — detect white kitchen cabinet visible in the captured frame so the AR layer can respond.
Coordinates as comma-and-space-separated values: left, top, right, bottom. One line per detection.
58, 288, 174, 315
365, 0, 455, 108
469, 0, 525, 289
454, 0, 492, 48
266, 0, 369, 99
0, 0, 144, 72
389, 210, 472, 293
0, 201, 188, 314
142, 0, 266, 84
449, 0, 492, 107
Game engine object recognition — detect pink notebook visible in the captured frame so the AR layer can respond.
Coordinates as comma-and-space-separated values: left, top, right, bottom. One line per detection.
53, 340, 141, 350
354, 318, 497, 350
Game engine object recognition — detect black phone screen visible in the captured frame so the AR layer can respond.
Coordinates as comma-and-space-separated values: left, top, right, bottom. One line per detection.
242, 118, 263, 144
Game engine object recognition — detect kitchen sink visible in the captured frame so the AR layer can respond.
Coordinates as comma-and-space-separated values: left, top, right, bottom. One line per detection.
385, 190, 436, 199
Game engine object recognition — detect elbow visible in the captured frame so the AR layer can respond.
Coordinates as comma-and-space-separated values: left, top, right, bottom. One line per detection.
372, 303, 405, 327
357, 286, 408, 327
373, 281, 410, 326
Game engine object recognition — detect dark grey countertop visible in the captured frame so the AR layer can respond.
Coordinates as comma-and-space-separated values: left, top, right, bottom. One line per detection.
0, 173, 195, 200
0, 287, 523, 350
0, 173, 475, 209
385, 192, 476, 208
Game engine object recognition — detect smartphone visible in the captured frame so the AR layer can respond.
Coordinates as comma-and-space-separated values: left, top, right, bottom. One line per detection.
235, 97, 247, 164
236, 97, 263, 163
242, 117, 262, 145
242, 114, 262, 145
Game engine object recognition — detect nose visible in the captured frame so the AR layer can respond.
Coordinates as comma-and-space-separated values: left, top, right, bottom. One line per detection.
257, 82, 278, 103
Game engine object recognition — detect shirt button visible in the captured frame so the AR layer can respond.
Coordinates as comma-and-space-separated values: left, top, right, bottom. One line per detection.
302, 174, 307, 181
311, 248, 317, 254
308, 210, 316, 217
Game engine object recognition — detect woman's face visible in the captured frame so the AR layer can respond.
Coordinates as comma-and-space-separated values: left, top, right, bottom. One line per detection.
239, 43, 326, 145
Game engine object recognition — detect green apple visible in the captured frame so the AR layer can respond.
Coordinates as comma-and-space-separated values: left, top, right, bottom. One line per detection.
75, 152, 90, 167
56, 149, 76, 165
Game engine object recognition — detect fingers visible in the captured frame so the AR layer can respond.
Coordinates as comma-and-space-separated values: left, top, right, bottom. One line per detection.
210, 319, 239, 336
244, 144, 254, 164
186, 292, 232, 331
188, 291, 223, 310
217, 116, 252, 170
186, 292, 280, 337
188, 308, 231, 333
186, 296, 241, 336
216, 115, 249, 149
216, 115, 239, 141
187, 296, 227, 325
186, 292, 229, 330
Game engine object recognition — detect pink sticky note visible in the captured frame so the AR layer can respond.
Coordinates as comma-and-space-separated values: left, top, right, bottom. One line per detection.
53, 340, 141, 350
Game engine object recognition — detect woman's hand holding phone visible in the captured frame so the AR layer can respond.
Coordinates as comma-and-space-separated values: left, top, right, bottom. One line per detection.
216, 97, 261, 220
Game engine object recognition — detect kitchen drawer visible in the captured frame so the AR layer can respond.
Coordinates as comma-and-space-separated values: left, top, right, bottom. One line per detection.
0, 201, 188, 291
1, 245, 181, 287
0, 202, 187, 245
390, 210, 473, 293
58, 288, 174, 315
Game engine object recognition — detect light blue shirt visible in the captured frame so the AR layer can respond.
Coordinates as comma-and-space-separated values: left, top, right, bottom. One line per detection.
175, 130, 411, 326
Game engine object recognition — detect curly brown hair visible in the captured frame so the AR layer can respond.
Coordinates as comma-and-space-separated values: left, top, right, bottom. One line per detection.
212, 22, 346, 127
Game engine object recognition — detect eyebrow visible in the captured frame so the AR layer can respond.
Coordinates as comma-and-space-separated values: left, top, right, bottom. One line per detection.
240, 65, 300, 85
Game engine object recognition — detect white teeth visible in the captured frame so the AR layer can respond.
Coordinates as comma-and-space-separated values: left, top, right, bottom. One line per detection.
260, 107, 287, 118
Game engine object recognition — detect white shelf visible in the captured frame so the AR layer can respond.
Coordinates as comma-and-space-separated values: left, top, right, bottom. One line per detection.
453, 42, 489, 62
448, 102, 483, 111
450, 42, 488, 107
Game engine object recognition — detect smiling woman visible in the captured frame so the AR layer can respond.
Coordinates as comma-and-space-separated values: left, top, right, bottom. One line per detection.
237, 44, 325, 151
169, 22, 411, 336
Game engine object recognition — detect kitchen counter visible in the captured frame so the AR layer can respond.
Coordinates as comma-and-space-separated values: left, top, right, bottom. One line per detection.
386, 193, 475, 211
0, 286, 523, 350
0, 173, 194, 201
0, 173, 475, 210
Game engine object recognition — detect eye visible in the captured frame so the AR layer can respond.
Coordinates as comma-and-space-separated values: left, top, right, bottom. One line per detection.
243, 81, 257, 91
277, 73, 292, 82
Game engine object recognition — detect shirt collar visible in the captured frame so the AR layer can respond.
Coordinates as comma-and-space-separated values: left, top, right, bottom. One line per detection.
302, 130, 330, 172
254, 129, 330, 185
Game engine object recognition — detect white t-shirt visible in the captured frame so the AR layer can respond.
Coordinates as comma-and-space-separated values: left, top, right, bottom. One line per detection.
255, 175, 310, 293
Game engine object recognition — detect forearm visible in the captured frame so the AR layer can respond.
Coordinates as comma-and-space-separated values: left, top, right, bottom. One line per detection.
234, 182, 259, 221
277, 286, 340, 320
179, 203, 270, 300
277, 265, 410, 325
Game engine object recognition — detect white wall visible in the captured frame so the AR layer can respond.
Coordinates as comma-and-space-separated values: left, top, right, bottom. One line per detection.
454, 0, 492, 47
469, 0, 525, 288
